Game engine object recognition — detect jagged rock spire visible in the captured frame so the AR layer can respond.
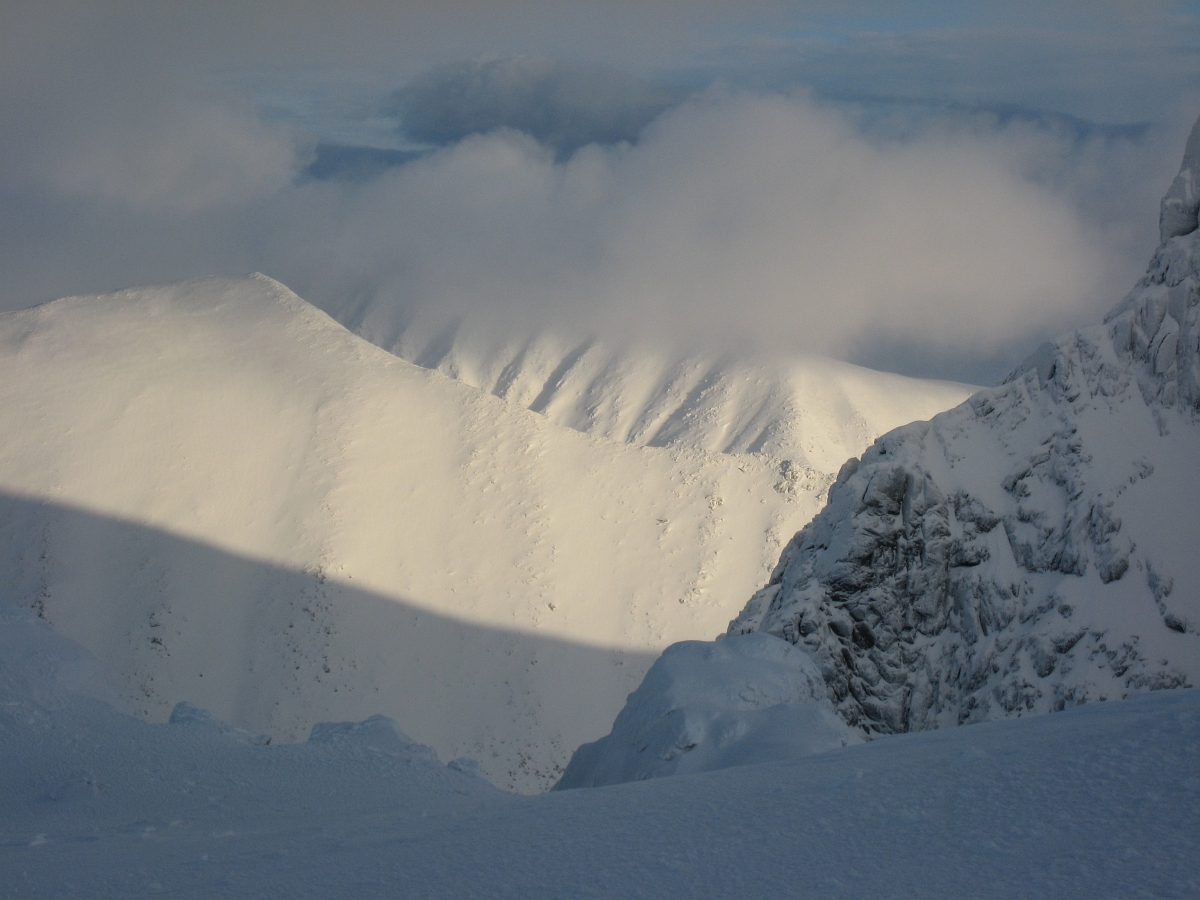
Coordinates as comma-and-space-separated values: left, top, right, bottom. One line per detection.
1160, 114, 1200, 243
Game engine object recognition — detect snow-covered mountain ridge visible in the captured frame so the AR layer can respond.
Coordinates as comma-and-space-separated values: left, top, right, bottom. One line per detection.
0, 273, 970, 791
727, 119, 1200, 735
0, 275, 830, 791
342, 308, 974, 475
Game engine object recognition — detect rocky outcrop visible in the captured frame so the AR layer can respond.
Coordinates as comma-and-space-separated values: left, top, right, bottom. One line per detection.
727, 118, 1200, 737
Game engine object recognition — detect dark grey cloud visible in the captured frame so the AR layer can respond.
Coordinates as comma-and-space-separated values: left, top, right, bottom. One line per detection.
386, 58, 688, 158
300, 144, 425, 183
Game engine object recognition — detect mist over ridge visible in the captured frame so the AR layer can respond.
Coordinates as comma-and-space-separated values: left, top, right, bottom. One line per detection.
1, 4, 1197, 384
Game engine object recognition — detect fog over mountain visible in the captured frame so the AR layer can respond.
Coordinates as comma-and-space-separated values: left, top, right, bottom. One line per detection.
1, 3, 1197, 384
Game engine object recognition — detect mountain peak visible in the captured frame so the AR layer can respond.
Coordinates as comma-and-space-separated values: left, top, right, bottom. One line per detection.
1159, 114, 1200, 242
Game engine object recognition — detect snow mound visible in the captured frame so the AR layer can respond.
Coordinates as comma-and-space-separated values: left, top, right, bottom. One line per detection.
308, 715, 439, 763
555, 632, 860, 788
168, 702, 272, 745
728, 118, 1200, 736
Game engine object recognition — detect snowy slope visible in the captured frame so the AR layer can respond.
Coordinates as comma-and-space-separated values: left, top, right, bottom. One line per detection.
0, 274, 839, 791
726, 120, 1200, 736
2, 604, 1196, 899
347, 310, 975, 475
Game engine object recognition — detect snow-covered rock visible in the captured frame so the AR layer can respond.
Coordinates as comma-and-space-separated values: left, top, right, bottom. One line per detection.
555, 632, 860, 788
1160, 115, 1200, 243
727, 120, 1200, 736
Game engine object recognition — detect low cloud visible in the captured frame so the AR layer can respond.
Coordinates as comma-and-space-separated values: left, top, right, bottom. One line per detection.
266, 90, 1173, 383
0, 2, 1191, 384
0, 88, 1181, 385
386, 57, 687, 158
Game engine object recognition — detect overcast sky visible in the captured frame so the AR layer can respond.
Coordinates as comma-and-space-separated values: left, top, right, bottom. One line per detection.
2, 1, 1198, 383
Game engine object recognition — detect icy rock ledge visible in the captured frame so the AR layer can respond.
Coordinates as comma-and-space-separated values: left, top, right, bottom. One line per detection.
554, 633, 860, 789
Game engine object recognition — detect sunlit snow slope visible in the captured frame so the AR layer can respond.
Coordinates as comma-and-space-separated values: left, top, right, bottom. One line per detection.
346, 309, 974, 475
0, 275, 806, 790
0, 275, 970, 791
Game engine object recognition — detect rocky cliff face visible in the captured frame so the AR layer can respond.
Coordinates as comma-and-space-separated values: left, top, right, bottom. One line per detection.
727, 118, 1200, 736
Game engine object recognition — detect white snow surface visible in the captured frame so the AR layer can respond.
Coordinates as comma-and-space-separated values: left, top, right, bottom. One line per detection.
0, 274, 969, 792
0, 274, 798, 791
555, 632, 861, 789
727, 132, 1200, 737
345, 306, 975, 474
3, 602, 1197, 899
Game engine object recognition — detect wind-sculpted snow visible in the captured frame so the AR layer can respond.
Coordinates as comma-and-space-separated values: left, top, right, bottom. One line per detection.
344, 310, 974, 477
554, 633, 859, 788
729, 125, 1200, 737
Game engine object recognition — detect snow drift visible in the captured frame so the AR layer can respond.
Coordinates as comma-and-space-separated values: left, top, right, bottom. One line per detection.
723, 116, 1200, 734
554, 632, 860, 789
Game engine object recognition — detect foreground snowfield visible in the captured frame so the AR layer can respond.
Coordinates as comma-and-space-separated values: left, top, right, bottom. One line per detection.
3, 605, 1196, 900
0, 275, 972, 791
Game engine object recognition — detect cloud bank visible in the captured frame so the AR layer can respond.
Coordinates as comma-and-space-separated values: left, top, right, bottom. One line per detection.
271, 90, 1176, 380
0, 2, 1195, 383
0, 82, 1183, 384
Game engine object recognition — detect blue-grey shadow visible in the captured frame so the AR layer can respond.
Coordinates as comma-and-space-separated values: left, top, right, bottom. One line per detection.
0, 492, 655, 791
